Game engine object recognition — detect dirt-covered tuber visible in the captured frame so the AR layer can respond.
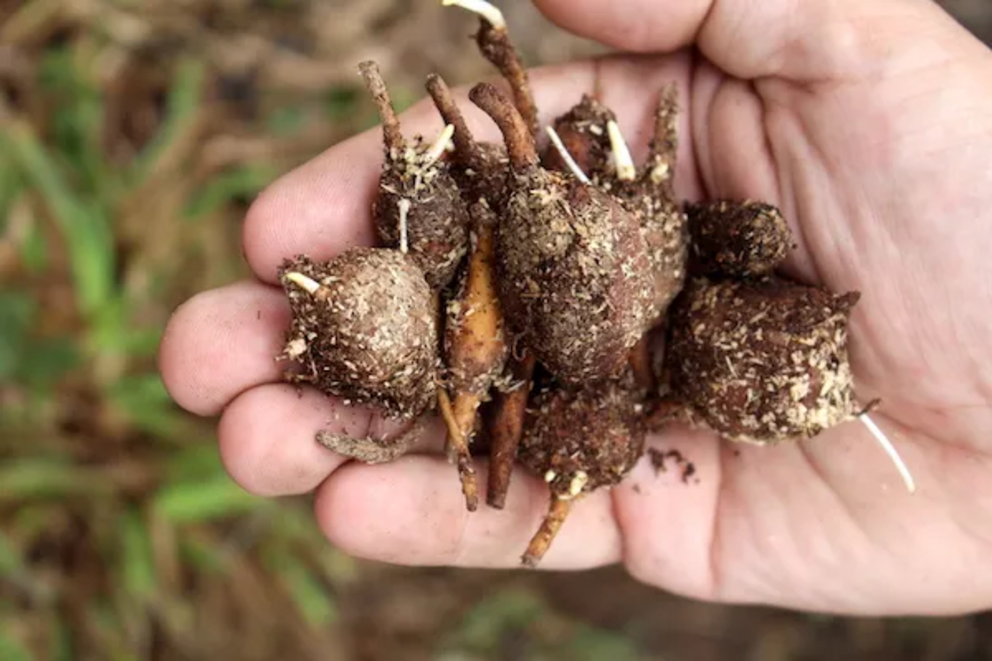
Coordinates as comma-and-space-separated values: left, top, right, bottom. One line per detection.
517, 377, 646, 567
360, 61, 469, 290
470, 82, 656, 386
278, 250, 438, 421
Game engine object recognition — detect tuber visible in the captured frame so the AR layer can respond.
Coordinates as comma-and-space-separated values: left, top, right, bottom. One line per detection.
469, 82, 656, 386
359, 60, 470, 290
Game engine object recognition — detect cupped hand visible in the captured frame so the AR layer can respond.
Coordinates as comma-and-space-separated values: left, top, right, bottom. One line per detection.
158, 0, 992, 616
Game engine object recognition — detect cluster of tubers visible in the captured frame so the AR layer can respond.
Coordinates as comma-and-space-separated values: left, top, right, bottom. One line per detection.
276, 0, 914, 568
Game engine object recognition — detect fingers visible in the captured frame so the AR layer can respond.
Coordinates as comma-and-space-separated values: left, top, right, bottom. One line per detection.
242, 62, 596, 284
611, 427, 726, 601
218, 382, 445, 497
533, 0, 942, 82
159, 281, 289, 416
314, 455, 622, 570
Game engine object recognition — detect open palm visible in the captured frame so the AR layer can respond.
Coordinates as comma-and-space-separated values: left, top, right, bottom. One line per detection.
159, 0, 992, 616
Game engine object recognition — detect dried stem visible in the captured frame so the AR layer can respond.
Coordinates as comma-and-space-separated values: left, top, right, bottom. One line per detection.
444, 0, 538, 139
438, 388, 480, 511
646, 84, 679, 187
545, 125, 590, 184
316, 417, 426, 464
486, 351, 536, 509
358, 60, 405, 153
859, 413, 916, 494
425, 73, 485, 173
521, 495, 572, 568
607, 120, 637, 182
469, 82, 536, 170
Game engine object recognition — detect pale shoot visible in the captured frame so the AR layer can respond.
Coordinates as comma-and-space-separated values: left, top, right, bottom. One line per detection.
397, 198, 411, 254
442, 0, 506, 30
607, 120, 637, 182
545, 125, 591, 184
422, 123, 455, 166
284, 272, 321, 296
860, 413, 916, 494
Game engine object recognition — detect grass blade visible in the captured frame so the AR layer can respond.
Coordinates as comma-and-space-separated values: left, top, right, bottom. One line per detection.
153, 474, 268, 524
268, 557, 338, 628
38, 47, 114, 203
0, 458, 108, 501
0, 290, 36, 381
132, 59, 206, 184
0, 152, 21, 232
0, 533, 25, 581
0, 631, 33, 661
184, 165, 279, 220
107, 374, 184, 438
3, 120, 115, 317
119, 507, 157, 603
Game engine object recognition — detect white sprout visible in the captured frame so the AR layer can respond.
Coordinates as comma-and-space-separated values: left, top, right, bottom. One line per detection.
422, 123, 455, 166
566, 471, 589, 498
398, 198, 412, 254
442, 0, 506, 30
284, 272, 321, 295
606, 120, 637, 181
545, 125, 591, 184
860, 412, 916, 494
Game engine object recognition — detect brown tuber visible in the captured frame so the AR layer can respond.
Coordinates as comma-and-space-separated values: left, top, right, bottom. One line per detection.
278, 250, 438, 422
665, 274, 915, 491
469, 82, 656, 386
541, 94, 615, 178
360, 61, 470, 290
543, 87, 690, 324
517, 378, 646, 567
665, 275, 862, 443
686, 199, 795, 278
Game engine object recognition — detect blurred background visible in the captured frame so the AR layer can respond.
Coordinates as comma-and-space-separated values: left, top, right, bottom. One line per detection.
1, 1, 991, 659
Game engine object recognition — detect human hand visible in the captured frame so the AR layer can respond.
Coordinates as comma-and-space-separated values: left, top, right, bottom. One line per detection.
159, 0, 992, 616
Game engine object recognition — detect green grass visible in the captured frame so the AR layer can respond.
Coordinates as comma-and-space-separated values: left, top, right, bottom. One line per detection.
0, 12, 357, 657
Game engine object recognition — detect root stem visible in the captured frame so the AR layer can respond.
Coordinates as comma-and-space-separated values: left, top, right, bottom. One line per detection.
438, 389, 480, 511
646, 84, 679, 187
629, 334, 657, 393
486, 351, 536, 509
521, 495, 572, 568
316, 417, 426, 464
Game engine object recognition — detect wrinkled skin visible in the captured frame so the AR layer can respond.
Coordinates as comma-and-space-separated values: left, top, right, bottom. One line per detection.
159, 0, 992, 617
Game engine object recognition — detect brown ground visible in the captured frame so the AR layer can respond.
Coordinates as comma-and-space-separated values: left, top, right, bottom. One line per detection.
2, 1, 990, 660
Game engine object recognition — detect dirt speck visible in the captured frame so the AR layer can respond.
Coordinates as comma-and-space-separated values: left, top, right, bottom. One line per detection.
648, 448, 697, 484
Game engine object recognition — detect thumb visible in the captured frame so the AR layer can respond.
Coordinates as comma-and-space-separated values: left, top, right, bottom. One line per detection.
532, 0, 967, 82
